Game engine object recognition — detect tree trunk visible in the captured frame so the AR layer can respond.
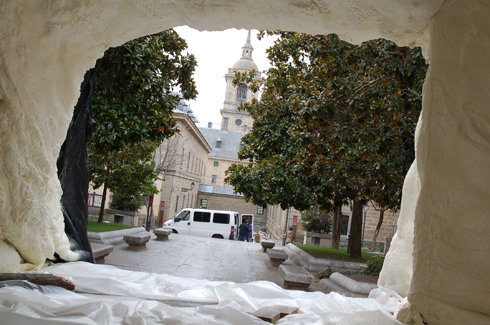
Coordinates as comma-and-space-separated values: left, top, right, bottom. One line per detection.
331, 204, 342, 249
97, 184, 108, 223
349, 199, 364, 259
371, 209, 385, 251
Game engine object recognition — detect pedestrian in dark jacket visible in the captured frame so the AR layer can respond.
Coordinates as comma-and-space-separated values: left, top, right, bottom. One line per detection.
238, 221, 249, 241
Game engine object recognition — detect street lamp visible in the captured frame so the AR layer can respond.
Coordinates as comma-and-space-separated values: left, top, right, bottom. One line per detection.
362, 204, 369, 244
181, 181, 195, 192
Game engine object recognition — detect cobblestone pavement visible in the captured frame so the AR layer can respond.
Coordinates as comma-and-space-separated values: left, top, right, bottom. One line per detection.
105, 233, 291, 287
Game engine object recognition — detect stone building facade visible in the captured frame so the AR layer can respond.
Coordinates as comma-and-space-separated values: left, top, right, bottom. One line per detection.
196, 31, 269, 232
145, 106, 212, 226
220, 31, 261, 133
197, 185, 267, 232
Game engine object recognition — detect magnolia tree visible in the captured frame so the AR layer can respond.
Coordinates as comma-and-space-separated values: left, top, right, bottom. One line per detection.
226, 32, 427, 258
89, 30, 197, 221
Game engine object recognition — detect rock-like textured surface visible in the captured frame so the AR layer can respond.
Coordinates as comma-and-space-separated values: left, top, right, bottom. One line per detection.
1, 1, 489, 324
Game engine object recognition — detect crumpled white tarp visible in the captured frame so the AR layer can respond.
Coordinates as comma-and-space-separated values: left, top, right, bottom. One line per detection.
0, 262, 402, 324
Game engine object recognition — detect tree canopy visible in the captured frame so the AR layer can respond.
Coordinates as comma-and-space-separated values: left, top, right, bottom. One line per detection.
301, 206, 332, 234
89, 30, 197, 217
225, 32, 427, 257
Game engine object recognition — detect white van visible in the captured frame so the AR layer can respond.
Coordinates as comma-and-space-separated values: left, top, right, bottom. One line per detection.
163, 208, 239, 239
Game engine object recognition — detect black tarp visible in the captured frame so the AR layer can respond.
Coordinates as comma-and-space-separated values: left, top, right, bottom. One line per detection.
56, 68, 97, 263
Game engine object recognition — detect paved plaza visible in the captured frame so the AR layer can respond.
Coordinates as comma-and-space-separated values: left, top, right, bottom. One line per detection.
105, 233, 291, 287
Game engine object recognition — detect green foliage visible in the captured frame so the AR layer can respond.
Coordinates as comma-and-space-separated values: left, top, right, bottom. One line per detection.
227, 32, 427, 212
89, 30, 197, 210
301, 206, 332, 233
109, 188, 146, 211
364, 256, 385, 275
296, 244, 376, 262
314, 268, 333, 279
87, 219, 134, 233
225, 32, 427, 257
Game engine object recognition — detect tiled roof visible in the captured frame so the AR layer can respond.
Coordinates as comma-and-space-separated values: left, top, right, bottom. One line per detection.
198, 127, 247, 160
198, 184, 244, 197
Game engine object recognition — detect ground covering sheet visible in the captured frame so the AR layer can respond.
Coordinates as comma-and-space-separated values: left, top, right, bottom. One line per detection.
0, 262, 402, 324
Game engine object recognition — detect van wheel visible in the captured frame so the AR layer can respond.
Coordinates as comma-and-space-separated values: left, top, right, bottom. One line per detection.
212, 235, 224, 239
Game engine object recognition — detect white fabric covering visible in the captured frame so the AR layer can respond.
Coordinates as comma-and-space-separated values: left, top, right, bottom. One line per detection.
0, 262, 401, 325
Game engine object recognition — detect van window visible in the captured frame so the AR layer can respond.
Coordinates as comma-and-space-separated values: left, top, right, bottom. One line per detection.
234, 214, 239, 226
213, 213, 229, 224
176, 210, 190, 221
194, 211, 211, 223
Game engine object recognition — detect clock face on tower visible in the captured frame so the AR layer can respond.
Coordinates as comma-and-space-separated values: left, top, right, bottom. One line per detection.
235, 119, 242, 126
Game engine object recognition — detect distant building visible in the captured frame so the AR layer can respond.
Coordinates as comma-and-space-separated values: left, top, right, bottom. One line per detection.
90, 31, 397, 249
196, 31, 270, 232
148, 98, 212, 227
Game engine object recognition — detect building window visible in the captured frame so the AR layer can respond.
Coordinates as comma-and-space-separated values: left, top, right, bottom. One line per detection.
213, 161, 219, 167
235, 119, 242, 126
221, 117, 229, 131
175, 196, 179, 212
88, 193, 103, 207
257, 206, 264, 215
237, 83, 247, 102
211, 175, 217, 184
200, 199, 208, 208
341, 215, 349, 235
216, 140, 222, 148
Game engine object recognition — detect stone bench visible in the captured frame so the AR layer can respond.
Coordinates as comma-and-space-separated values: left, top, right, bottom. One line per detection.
123, 232, 151, 249
267, 248, 288, 266
261, 240, 275, 252
90, 242, 114, 264
279, 264, 314, 290
153, 228, 172, 241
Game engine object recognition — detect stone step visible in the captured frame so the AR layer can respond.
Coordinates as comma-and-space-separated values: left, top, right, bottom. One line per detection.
329, 272, 377, 294
318, 278, 367, 297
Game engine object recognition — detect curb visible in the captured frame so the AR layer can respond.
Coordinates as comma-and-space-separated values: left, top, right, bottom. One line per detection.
317, 278, 367, 297
88, 227, 147, 245
284, 244, 368, 273
329, 272, 377, 294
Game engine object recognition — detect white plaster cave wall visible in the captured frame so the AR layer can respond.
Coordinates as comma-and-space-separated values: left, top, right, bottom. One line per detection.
1, 1, 488, 324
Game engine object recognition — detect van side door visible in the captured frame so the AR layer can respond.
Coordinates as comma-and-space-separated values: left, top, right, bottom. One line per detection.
190, 211, 211, 237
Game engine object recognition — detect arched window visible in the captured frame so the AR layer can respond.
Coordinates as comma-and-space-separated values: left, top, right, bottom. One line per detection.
236, 83, 247, 102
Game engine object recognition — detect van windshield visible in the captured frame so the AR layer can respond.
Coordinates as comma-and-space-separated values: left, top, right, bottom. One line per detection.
176, 210, 190, 221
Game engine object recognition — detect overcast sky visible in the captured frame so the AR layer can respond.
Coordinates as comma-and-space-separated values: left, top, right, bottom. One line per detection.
174, 26, 277, 128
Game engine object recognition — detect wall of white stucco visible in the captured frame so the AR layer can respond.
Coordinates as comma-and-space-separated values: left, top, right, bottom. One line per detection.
1, 1, 488, 324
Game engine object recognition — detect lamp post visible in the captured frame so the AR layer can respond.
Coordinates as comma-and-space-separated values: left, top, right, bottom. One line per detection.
282, 208, 290, 246
181, 181, 195, 192
362, 204, 369, 245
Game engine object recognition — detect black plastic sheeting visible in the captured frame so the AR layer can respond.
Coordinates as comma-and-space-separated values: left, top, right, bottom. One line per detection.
56, 68, 97, 263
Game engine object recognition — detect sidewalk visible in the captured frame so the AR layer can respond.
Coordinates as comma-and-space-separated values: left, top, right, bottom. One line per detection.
105, 233, 289, 287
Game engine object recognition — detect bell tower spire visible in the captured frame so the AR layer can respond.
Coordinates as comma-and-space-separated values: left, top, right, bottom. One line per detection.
241, 30, 253, 60
220, 30, 261, 132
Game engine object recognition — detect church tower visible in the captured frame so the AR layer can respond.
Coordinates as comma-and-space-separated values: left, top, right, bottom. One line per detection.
220, 31, 261, 132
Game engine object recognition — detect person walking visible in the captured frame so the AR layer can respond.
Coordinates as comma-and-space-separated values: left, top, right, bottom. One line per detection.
238, 220, 249, 241
246, 219, 253, 242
